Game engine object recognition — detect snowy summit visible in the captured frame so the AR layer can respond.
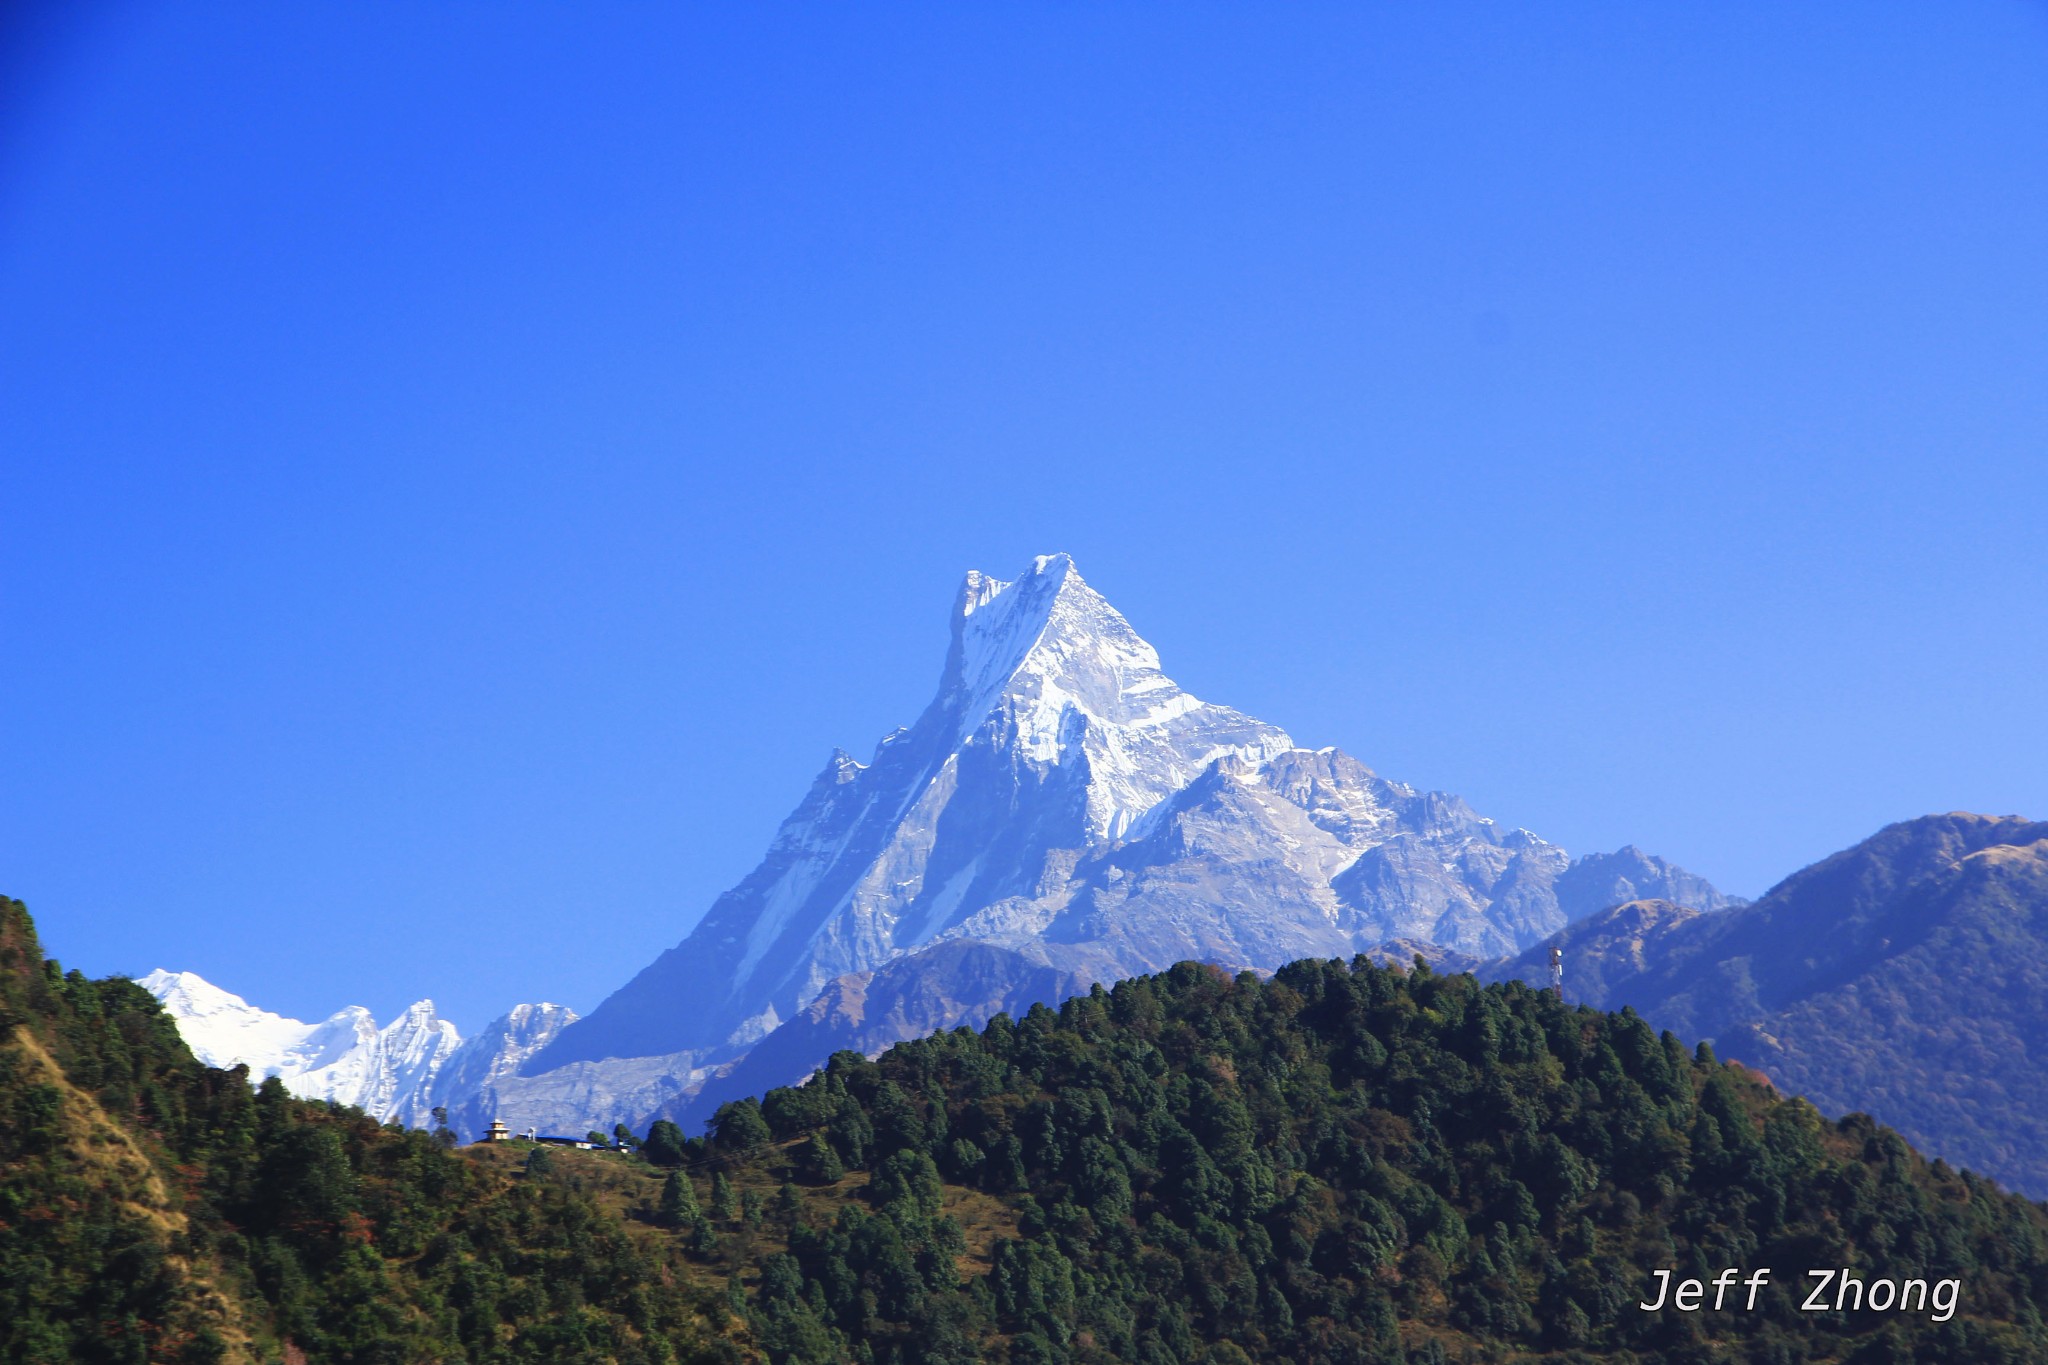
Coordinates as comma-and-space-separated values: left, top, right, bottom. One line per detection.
139, 968, 576, 1136
494, 554, 1738, 1136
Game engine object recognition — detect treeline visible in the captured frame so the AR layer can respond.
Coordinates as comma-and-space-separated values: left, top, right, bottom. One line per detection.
11, 884, 2048, 1363
658, 956, 2048, 1365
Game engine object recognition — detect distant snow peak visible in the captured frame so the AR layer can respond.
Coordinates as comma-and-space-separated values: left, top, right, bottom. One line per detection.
142, 969, 572, 1135
137, 968, 318, 1072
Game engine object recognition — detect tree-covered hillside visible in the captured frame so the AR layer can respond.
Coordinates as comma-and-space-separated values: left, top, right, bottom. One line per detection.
10, 889, 2048, 1363
0, 896, 730, 1364
1494, 814, 2048, 1197
667, 956, 2048, 1365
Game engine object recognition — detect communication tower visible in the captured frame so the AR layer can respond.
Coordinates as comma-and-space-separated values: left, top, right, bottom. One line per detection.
1548, 945, 1564, 997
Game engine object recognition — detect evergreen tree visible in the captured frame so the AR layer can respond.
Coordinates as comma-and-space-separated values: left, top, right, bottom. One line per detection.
802, 1129, 844, 1183
710, 1171, 739, 1222
660, 1170, 701, 1229
775, 1180, 803, 1229
711, 1095, 773, 1154
643, 1117, 688, 1166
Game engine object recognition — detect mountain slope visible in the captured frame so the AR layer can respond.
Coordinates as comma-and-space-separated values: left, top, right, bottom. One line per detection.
666, 951, 2048, 1364
520, 555, 1733, 1134
140, 969, 575, 1137
1494, 812, 2048, 1196
3, 897, 725, 1364
21, 892, 2048, 1362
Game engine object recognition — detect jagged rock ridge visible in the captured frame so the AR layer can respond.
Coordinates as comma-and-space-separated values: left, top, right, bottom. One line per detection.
140, 969, 574, 1137
509, 554, 1735, 1133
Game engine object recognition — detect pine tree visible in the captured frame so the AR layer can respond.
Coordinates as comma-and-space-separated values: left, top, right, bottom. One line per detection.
725, 1272, 748, 1320
803, 1129, 845, 1183
642, 1118, 688, 1166
711, 1096, 773, 1153
659, 1171, 699, 1229
710, 1171, 739, 1222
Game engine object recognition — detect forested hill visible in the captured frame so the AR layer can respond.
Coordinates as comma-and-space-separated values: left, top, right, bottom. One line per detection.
0, 896, 731, 1364
677, 955, 2048, 1365
1490, 813, 2048, 1197
11, 891, 2048, 1365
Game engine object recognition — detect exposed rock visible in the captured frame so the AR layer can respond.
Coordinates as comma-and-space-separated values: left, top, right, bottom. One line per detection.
511, 554, 1732, 1133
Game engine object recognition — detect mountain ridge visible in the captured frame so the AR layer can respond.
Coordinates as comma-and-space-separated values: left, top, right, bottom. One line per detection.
20, 891, 2048, 1363
510, 554, 1736, 1136
139, 968, 575, 1134
1486, 811, 2048, 1196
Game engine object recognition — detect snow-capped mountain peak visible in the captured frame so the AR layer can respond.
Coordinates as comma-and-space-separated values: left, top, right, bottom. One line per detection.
522, 555, 1305, 1081
141, 969, 574, 1138
493, 553, 1740, 1137
137, 968, 334, 1072
949, 553, 1198, 730
938, 553, 1292, 839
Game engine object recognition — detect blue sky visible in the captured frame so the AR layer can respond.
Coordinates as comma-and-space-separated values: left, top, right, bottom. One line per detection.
3, 3, 2044, 1032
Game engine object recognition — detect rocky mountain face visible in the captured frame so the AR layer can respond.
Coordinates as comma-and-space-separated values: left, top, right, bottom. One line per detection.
140, 969, 574, 1137
1489, 813, 2048, 1197
510, 554, 1734, 1135
437, 1002, 584, 1138
1552, 844, 1739, 922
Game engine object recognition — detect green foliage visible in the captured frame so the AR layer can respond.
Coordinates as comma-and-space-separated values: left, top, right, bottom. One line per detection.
710, 1171, 739, 1223
0, 896, 728, 1364
661, 1170, 702, 1228
643, 1117, 689, 1166
15, 884, 2048, 1365
712, 1096, 774, 1156
687, 957, 2048, 1365
800, 1129, 843, 1184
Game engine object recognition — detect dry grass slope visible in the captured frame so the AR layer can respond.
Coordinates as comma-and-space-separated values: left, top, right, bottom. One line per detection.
5, 1024, 257, 1363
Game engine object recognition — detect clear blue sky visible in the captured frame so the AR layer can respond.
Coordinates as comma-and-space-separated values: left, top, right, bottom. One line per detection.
3, 4, 2044, 1033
